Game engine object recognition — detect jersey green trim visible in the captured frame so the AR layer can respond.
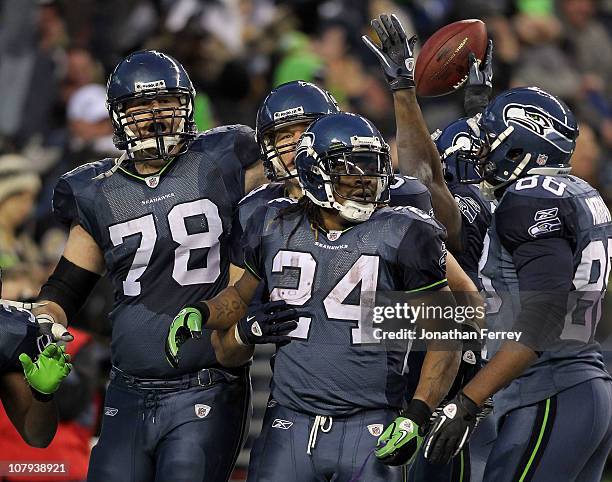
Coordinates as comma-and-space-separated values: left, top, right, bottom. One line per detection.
459, 449, 465, 482
244, 261, 262, 281
118, 156, 176, 182
406, 278, 448, 293
518, 397, 551, 482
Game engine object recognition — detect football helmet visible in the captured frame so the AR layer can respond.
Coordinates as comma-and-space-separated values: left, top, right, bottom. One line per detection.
295, 112, 392, 223
467, 87, 578, 196
106, 50, 197, 161
256, 81, 339, 181
431, 116, 483, 184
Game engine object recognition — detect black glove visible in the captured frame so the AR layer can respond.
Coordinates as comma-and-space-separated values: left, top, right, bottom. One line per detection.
423, 391, 480, 465
362, 14, 417, 91
235, 300, 300, 345
464, 39, 493, 116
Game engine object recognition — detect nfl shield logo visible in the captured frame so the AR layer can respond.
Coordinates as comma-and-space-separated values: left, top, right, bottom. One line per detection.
194, 404, 211, 418
443, 403, 457, 419
145, 176, 160, 188
327, 230, 341, 241
536, 154, 548, 166
367, 424, 384, 436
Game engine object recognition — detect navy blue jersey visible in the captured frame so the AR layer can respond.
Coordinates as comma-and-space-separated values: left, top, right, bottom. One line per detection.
0, 306, 39, 373
242, 200, 447, 415
480, 174, 612, 415
231, 175, 432, 267
53, 125, 257, 378
231, 183, 286, 267
448, 181, 492, 289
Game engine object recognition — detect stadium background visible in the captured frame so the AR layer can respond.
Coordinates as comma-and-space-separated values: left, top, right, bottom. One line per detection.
0, 0, 610, 480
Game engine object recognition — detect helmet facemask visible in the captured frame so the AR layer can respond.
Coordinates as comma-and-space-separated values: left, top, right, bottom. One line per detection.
477, 123, 571, 199
439, 115, 489, 185
305, 140, 393, 223
261, 130, 300, 182
260, 117, 322, 182
110, 92, 196, 162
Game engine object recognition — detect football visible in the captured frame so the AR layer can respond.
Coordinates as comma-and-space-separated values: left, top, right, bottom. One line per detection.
415, 19, 488, 97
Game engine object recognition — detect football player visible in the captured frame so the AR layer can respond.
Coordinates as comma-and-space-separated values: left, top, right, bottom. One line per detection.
410, 118, 496, 481
229, 80, 434, 272
423, 87, 612, 482
0, 300, 71, 448
228, 81, 485, 296
432, 118, 493, 290
33, 50, 268, 482
168, 112, 461, 481
364, 16, 493, 481
362, 14, 463, 254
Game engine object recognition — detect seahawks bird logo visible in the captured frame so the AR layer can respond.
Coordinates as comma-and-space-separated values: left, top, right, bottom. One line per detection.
502, 103, 574, 153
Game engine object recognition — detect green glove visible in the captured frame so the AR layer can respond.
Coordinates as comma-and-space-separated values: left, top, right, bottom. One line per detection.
375, 399, 431, 466
165, 306, 206, 368
19, 344, 72, 396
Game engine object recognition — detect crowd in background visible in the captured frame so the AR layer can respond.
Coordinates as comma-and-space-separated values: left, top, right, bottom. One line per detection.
0, 0, 610, 480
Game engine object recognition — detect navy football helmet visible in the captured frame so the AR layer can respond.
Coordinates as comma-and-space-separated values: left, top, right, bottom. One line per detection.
466, 87, 578, 196
432, 116, 483, 185
256, 81, 339, 181
106, 50, 197, 161
295, 113, 392, 223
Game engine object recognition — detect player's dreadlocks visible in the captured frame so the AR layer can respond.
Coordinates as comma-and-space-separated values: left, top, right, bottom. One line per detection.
275, 196, 325, 243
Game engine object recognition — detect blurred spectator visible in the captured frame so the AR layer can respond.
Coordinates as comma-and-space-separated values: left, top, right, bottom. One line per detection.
0, 0, 62, 150
0, 155, 45, 300
60, 48, 103, 105
274, 31, 324, 86
559, 0, 612, 99
511, 10, 581, 100
570, 123, 601, 187
58, 48, 117, 165
66, 84, 117, 158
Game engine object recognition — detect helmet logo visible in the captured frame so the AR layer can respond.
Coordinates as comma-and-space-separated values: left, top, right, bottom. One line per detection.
273, 106, 304, 121
503, 104, 573, 153
135, 80, 166, 92
452, 133, 472, 151
296, 132, 316, 159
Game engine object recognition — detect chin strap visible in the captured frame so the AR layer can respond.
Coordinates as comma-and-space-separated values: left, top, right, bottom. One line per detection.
338, 200, 376, 223
92, 151, 128, 180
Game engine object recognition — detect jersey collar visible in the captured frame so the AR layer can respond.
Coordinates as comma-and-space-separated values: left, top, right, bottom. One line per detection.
118, 156, 178, 188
